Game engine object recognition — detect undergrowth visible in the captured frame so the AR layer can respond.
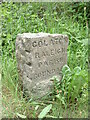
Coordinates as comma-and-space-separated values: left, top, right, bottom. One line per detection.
1, 2, 89, 119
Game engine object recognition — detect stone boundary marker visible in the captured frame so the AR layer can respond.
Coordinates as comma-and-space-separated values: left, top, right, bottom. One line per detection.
16, 33, 69, 98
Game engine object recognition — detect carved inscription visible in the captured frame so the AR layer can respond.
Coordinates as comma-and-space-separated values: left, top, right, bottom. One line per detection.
16, 33, 68, 98
31, 37, 63, 47
34, 47, 66, 59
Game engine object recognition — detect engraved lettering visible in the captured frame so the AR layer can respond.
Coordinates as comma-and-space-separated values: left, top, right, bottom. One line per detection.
57, 48, 61, 53
42, 51, 47, 57
51, 49, 54, 55
55, 37, 58, 44
38, 62, 42, 67
32, 41, 37, 47
35, 52, 40, 58
51, 38, 54, 45
44, 61, 48, 66
47, 70, 51, 75
49, 59, 53, 65
42, 51, 49, 57
44, 40, 48, 46
38, 41, 43, 47
42, 71, 46, 77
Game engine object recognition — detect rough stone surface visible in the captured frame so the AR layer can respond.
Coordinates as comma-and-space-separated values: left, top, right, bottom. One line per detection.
16, 33, 69, 98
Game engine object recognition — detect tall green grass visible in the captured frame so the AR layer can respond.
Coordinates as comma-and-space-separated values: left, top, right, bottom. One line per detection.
1, 2, 88, 118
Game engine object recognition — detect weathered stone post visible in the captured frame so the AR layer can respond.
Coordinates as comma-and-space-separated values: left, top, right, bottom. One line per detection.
16, 33, 68, 98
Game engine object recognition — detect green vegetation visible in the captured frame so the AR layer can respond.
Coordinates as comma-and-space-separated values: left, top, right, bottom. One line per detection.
1, 2, 89, 119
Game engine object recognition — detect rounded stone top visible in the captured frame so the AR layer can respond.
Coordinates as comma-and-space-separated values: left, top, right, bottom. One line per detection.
17, 32, 68, 39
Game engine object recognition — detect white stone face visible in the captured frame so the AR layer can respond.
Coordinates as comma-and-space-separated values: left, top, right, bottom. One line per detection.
16, 33, 69, 98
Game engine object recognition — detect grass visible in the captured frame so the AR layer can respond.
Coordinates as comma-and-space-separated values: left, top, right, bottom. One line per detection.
1, 2, 88, 119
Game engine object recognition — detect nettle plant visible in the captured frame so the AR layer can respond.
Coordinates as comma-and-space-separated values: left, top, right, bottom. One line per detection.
52, 65, 87, 106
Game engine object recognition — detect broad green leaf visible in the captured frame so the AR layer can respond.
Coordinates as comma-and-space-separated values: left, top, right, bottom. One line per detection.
81, 39, 88, 46
73, 66, 81, 74
56, 94, 61, 100
35, 105, 39, 110
46, 115, 58, 118
16, 113, 26, 119
38, 104, 52, 119
62, 65, 71, 74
